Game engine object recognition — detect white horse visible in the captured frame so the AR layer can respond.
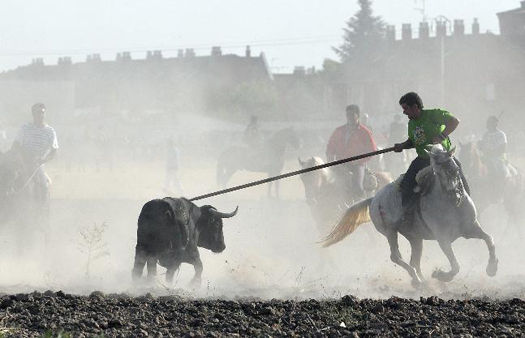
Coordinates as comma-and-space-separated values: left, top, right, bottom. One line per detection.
323, 144, 498, 286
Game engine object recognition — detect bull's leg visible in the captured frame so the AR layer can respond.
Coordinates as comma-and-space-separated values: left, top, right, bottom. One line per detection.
409, 238, 425, 282
432, 240, 460, 282
146, 257, 158, 282
386, 232, 421, 287
132, 247, 147, 281
189, 252, 203, 287
464, 221, 498, 277
166, 261, 182, 285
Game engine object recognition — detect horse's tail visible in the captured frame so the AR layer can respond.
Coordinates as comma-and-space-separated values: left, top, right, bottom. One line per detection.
322, 198, 372, 247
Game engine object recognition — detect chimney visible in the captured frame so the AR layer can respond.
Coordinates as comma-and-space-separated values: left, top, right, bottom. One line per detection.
116, 52, 132, 61
31, 58, 44, 66
454, 19, 465, 36
211, 46, 222, 57
147, 50, 163, 60
522, 1, 525, 9
472, 18, 480, 35
177, 49, 184, 58
436, 21, 447, 37
386, 25, 396, 41
185, 48, 195, 58
58, 56, 72, 66
419, 22, 429, 39
245, 45, 251, 57
402, 23, 412, 40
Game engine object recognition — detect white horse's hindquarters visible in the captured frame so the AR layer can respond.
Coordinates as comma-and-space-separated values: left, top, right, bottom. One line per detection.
370, 182, 403, 232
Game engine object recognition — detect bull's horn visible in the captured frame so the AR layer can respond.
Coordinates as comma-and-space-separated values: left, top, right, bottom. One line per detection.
211, 206, 239, 218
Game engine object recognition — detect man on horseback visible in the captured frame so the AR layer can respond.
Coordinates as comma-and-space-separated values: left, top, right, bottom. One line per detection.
478, 115, 510, 202
243, 115, 263, 149
12, 103, 59, 207
326, 104, 377, 200
393, 92, 470, 226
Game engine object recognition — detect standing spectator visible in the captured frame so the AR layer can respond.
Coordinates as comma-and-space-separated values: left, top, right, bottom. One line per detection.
164, 140, 184, 196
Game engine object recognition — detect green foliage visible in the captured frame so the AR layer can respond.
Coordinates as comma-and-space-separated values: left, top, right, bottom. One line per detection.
334, 0, 386, 63
73, 222, 110, 277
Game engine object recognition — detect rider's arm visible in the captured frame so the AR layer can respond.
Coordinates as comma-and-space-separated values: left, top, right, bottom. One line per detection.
40, 148, 57, 164
394, 138, 414, 152
442, 116, 459, 139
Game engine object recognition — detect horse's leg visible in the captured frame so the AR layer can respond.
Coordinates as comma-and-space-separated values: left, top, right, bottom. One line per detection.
386, 232, 421, 286
409, 238, 425, 282
432, 240, 460, 282
463, 221, 498, 277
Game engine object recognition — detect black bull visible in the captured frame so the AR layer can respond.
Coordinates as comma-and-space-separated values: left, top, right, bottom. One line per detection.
132, 197, 238, 285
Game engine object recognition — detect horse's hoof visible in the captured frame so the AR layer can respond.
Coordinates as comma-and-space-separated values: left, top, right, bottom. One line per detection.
411, 277, 422, 289
431, 269, 455, 282
486, 259, 498, 277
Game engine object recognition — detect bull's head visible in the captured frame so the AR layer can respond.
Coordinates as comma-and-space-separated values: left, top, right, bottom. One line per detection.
197, 205, 238, 253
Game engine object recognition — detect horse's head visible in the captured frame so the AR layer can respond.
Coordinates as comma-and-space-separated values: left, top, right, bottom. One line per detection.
426, 145, 463, 194
298, 156, 327, 204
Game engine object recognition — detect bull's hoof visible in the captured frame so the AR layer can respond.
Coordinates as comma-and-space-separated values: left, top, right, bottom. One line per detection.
486, 258, 498, 277
432, 269, 455, 282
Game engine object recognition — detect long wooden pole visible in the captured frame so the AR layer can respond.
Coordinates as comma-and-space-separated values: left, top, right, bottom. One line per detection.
190, 146, 396, 201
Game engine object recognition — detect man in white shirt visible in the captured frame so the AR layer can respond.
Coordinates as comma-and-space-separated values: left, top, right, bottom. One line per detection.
479, 115, 507, 160
478, 115, 509, 201
12, 103, 59, 205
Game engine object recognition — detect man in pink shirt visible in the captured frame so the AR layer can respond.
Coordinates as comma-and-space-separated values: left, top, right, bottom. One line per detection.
326, 104, 377, 199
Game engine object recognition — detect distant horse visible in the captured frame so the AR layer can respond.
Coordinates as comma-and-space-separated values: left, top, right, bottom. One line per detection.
458, 141, 523, 228
323, 145, 498, 286
217, 128, 300, 198
0, 149, 50, 253
298, 156, 392, 233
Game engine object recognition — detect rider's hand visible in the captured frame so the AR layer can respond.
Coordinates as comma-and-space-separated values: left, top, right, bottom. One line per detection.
393, 143, 404, 153
36, 157, 45, 166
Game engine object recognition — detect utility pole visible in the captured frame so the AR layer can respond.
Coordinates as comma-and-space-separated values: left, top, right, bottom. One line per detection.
413, 0, 428, 22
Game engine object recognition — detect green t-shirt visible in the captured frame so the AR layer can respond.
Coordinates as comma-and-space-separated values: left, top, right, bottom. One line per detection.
408, 108, 453, 158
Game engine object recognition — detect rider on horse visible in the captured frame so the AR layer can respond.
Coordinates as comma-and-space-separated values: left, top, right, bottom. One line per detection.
12, 103, 58, 207
393, 92, 470, 227
326, 104, 377, 200
243, 115, 263, 149
478, 115, 510, 201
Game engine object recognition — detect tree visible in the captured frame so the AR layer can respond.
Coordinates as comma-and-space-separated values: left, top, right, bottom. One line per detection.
334, 0, 386, 63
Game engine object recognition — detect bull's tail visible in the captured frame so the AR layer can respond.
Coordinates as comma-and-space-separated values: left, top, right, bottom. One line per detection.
322, 198, 372, 247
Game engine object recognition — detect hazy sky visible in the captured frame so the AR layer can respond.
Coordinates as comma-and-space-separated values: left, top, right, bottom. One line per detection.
0, 0, 519, 73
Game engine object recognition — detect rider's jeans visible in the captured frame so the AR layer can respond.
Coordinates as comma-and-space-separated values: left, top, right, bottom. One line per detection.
349, 164, 366, 198
401, 157, 430, 206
